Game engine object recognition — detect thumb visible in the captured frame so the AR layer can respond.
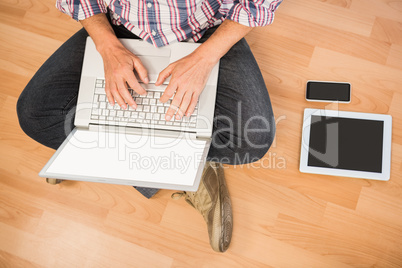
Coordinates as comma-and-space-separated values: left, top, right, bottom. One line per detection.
155, 64, 174, 86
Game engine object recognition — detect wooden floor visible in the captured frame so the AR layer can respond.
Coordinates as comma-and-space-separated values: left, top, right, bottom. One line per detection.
1, 0, 402, 267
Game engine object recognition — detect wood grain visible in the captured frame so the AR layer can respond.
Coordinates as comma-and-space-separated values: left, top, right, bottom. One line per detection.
1, 0, 402, 267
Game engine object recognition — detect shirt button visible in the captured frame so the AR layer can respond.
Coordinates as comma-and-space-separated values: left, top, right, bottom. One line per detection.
151, 30, 156, 36
147, 2, 152, 8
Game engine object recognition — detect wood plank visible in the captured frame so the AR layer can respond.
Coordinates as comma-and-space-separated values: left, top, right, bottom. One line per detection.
277, 0, 375, 36
1, 0, 402, 266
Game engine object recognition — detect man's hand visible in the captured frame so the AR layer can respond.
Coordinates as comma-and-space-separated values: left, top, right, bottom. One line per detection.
156, 20, 252, 120
155, 52, 215, 120
99, 42, 149, 109
80, 13, 148, 110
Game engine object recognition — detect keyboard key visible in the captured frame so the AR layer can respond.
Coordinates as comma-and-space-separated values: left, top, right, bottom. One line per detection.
142, 98, 150, 105
143, 105, 150, 112
95, 87, 105, 94
158, 107, 164, 114
147, 92, 154, 98
154, 92, 161, 99
107, 103, 114, 110
136, 105, 143, 111
99, 102, 107, 109
99, 95, 106, 102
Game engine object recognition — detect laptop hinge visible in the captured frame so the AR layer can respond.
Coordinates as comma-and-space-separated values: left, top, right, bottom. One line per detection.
88, 124, 198, 140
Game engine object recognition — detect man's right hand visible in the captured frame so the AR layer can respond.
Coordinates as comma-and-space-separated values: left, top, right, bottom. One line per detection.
98, 42, 149, 109
80, 13, 148, 110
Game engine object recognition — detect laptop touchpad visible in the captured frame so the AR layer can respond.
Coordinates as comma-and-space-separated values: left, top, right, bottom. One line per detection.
137, 56, 170, 83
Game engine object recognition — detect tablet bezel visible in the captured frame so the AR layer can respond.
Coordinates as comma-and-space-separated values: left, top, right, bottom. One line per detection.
299, 108, 392, 181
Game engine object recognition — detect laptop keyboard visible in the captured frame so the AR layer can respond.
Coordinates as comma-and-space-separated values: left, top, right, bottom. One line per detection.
91, 79, 198, 128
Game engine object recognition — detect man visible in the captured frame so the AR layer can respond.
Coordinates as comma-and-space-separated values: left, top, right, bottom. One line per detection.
17, 0, 281, 252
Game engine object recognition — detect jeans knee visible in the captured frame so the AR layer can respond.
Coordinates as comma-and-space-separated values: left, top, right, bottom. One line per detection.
210, 114, 276, 165
237, 120, 276, 164
17, 89, 45, 141
16, 92, 32, 134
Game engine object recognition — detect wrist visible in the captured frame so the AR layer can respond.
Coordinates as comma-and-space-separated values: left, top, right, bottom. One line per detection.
95, 34, 122, 56
193, 45, 222, 66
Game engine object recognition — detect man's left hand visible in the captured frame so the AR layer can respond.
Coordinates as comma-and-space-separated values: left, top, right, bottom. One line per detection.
155, 52, 216, 121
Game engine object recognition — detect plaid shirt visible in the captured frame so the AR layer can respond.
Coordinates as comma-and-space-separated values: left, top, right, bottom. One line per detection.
56, 0, 282, 47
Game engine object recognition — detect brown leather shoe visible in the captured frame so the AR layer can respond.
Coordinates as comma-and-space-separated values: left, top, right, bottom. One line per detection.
172, 162, 233, 252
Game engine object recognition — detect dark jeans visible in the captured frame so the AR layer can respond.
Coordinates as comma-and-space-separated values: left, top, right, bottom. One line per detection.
17, 22, 276, 199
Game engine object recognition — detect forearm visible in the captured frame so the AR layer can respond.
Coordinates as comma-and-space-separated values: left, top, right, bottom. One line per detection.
79, 13, 122, 55
194, 19, 253, 64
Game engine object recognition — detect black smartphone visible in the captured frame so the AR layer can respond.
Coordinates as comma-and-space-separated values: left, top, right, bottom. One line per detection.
306, 81, 351, 103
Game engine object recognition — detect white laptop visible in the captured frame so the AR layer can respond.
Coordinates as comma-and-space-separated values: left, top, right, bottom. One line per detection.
39, 37, 220, 191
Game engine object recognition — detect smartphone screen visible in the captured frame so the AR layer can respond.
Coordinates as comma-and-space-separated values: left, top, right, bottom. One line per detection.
306, 81, 351, 102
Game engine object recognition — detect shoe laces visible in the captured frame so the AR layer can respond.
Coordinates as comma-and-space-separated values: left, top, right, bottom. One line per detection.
171, 191, 186, 200
171, 191, 201, 211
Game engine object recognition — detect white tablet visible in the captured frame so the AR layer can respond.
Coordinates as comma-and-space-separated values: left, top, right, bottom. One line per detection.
299, 109, 392, 181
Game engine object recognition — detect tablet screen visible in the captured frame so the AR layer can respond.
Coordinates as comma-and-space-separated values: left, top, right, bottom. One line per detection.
308, 116, 384, 173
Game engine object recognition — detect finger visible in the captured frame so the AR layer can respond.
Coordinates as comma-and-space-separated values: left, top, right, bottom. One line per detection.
116, 80, 136, 109
126, 75, 147, 96
185, 92, 199, 117
160, 81, 177, 103
104, 79, 115, 105
155, 64, 174, 86
111, 87, 126, 109
176, 92, 192, 120
165, 89, 184, 121
133, 57, 149, 84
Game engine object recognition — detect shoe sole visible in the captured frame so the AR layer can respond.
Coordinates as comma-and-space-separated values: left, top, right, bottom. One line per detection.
210, 162, 233, 252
